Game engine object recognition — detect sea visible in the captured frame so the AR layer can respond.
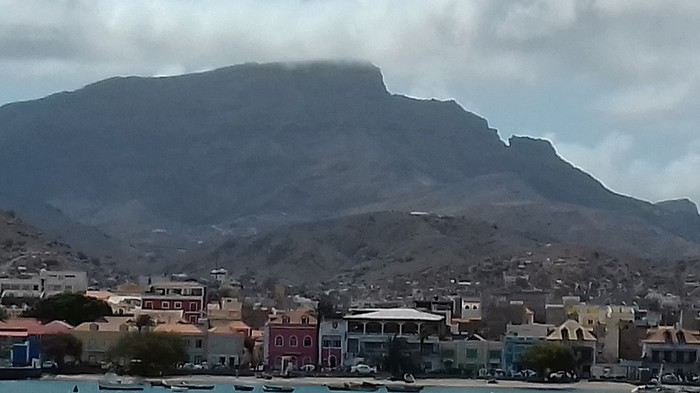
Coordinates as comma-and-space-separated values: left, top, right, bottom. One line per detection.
0, 381, 622, 393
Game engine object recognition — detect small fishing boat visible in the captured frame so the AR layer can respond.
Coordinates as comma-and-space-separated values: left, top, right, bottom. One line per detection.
171, 387, 189, 392
98, 379, 145, 391
263, 385, 294, 393
234, 384, 256, 391
162, 380, 216, 391
385, 385, 423, 393
326, 382, 379, 392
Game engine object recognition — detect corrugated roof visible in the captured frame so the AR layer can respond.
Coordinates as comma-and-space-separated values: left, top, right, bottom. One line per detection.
344, 308, 443, 322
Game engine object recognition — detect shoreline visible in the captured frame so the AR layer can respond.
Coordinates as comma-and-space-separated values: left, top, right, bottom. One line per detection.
44, 374, 636, 391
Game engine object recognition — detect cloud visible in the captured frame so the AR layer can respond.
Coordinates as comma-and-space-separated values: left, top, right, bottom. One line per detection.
552, 133, 700, 204
0, 0, 699, 203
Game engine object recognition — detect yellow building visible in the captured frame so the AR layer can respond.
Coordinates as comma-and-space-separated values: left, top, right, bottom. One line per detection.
72, 316, 138, 365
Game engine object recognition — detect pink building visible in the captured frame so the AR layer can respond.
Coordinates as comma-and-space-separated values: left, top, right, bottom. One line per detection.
264, 309, 317, 371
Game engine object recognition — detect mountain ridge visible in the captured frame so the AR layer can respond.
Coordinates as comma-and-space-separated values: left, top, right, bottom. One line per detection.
0, 60, 698, 272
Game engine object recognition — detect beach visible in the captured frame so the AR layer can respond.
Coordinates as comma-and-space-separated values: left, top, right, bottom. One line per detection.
45, 374, 636, 392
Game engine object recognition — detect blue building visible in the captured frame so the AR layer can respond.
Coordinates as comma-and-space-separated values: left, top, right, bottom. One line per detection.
501, 323, 553, 375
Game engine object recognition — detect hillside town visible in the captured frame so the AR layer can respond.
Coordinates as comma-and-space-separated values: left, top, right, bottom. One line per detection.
1, 266, 700, 385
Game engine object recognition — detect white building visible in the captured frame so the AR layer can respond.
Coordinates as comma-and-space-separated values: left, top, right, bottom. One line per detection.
344, 308, 444, 371
318, 318, 347, 369
0, 269, 88, 298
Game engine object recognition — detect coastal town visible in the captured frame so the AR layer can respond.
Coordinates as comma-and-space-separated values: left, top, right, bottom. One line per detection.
1, 265, 699, 387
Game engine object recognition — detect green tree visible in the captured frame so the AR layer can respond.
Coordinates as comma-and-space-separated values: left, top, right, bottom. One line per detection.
520, 343, 575, 378
383, 335, 417, 377
108, 332, 187, 376
40, 334, 83, 367
25, 293, 112, 326
135, 315, 154, 331
0, 307, 7, 321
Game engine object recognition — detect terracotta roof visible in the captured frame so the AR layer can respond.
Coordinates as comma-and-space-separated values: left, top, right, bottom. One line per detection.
41, 320, 74, 335
2, 318, 44, 335
73, 316, 135, 332
546, 319, 597, 342
154, 322, 204, 335
209, 321, 251, 336
643, 326, 700, 345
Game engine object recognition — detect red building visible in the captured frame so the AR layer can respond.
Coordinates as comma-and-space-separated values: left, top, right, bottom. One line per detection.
264, 309, 317, 371
142, 282, 206, 323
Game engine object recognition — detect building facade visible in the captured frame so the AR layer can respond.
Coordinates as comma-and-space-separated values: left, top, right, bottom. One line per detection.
264, 309, 317, 371
0, 270, 88, 298
641, 326, 700, 376
142, 282, 206, 323
318, 318, 347, 370
344, 308, 444, 372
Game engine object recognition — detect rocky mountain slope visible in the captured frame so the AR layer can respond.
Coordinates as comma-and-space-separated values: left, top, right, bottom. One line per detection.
0, 210, 104, 280
0, 61, 699, 273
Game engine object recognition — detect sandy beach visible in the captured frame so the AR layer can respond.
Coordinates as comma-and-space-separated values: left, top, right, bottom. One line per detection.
46, 374, 636, 392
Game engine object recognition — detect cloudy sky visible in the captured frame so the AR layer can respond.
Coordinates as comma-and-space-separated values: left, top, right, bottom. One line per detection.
2, 0, 699, 205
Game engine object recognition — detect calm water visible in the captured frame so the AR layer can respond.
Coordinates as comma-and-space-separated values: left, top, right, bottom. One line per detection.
0, 381, 614, 393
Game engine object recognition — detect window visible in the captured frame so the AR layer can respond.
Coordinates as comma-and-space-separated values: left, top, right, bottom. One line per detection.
144, 301, 153, 309
189, 315, 198, 323
301, 316, 309, 325
303, 336, 313, 347
196, 339, 203, 349
174, 301, 182, 309
466, 349, 478, 359
275, 336, 284, 347
190, 302, 198, 311
282, 316, 290, 324
332, 321, 338, 328
162, 301, 170, 309
290, 336, 298, 347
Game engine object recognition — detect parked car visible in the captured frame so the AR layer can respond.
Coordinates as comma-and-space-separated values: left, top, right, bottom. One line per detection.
41, 361, 57, 369
300, 364, 315, 372
351, 364, 377, 374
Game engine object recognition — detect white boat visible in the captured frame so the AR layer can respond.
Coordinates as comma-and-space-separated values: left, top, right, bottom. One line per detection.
97, 378, 145, 391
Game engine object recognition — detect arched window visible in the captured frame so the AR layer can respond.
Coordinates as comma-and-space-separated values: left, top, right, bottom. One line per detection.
289, 335, 298, 347
275, 335, 284, 347
303, 336, 313, 347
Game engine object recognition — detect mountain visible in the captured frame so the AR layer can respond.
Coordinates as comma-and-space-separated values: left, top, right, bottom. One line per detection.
0, 209, 107, 281
1, 61, 699, 272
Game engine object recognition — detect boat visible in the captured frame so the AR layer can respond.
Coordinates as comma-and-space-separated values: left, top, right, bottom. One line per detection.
385, 385, 423, 393
234, 385, 256, 391
403, 374, 415, 384
162, 380, 216, 390
171, 387, 189, 392
263, 385, 295, 393
98, 379, 145, 391
326, 382, 379, 392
